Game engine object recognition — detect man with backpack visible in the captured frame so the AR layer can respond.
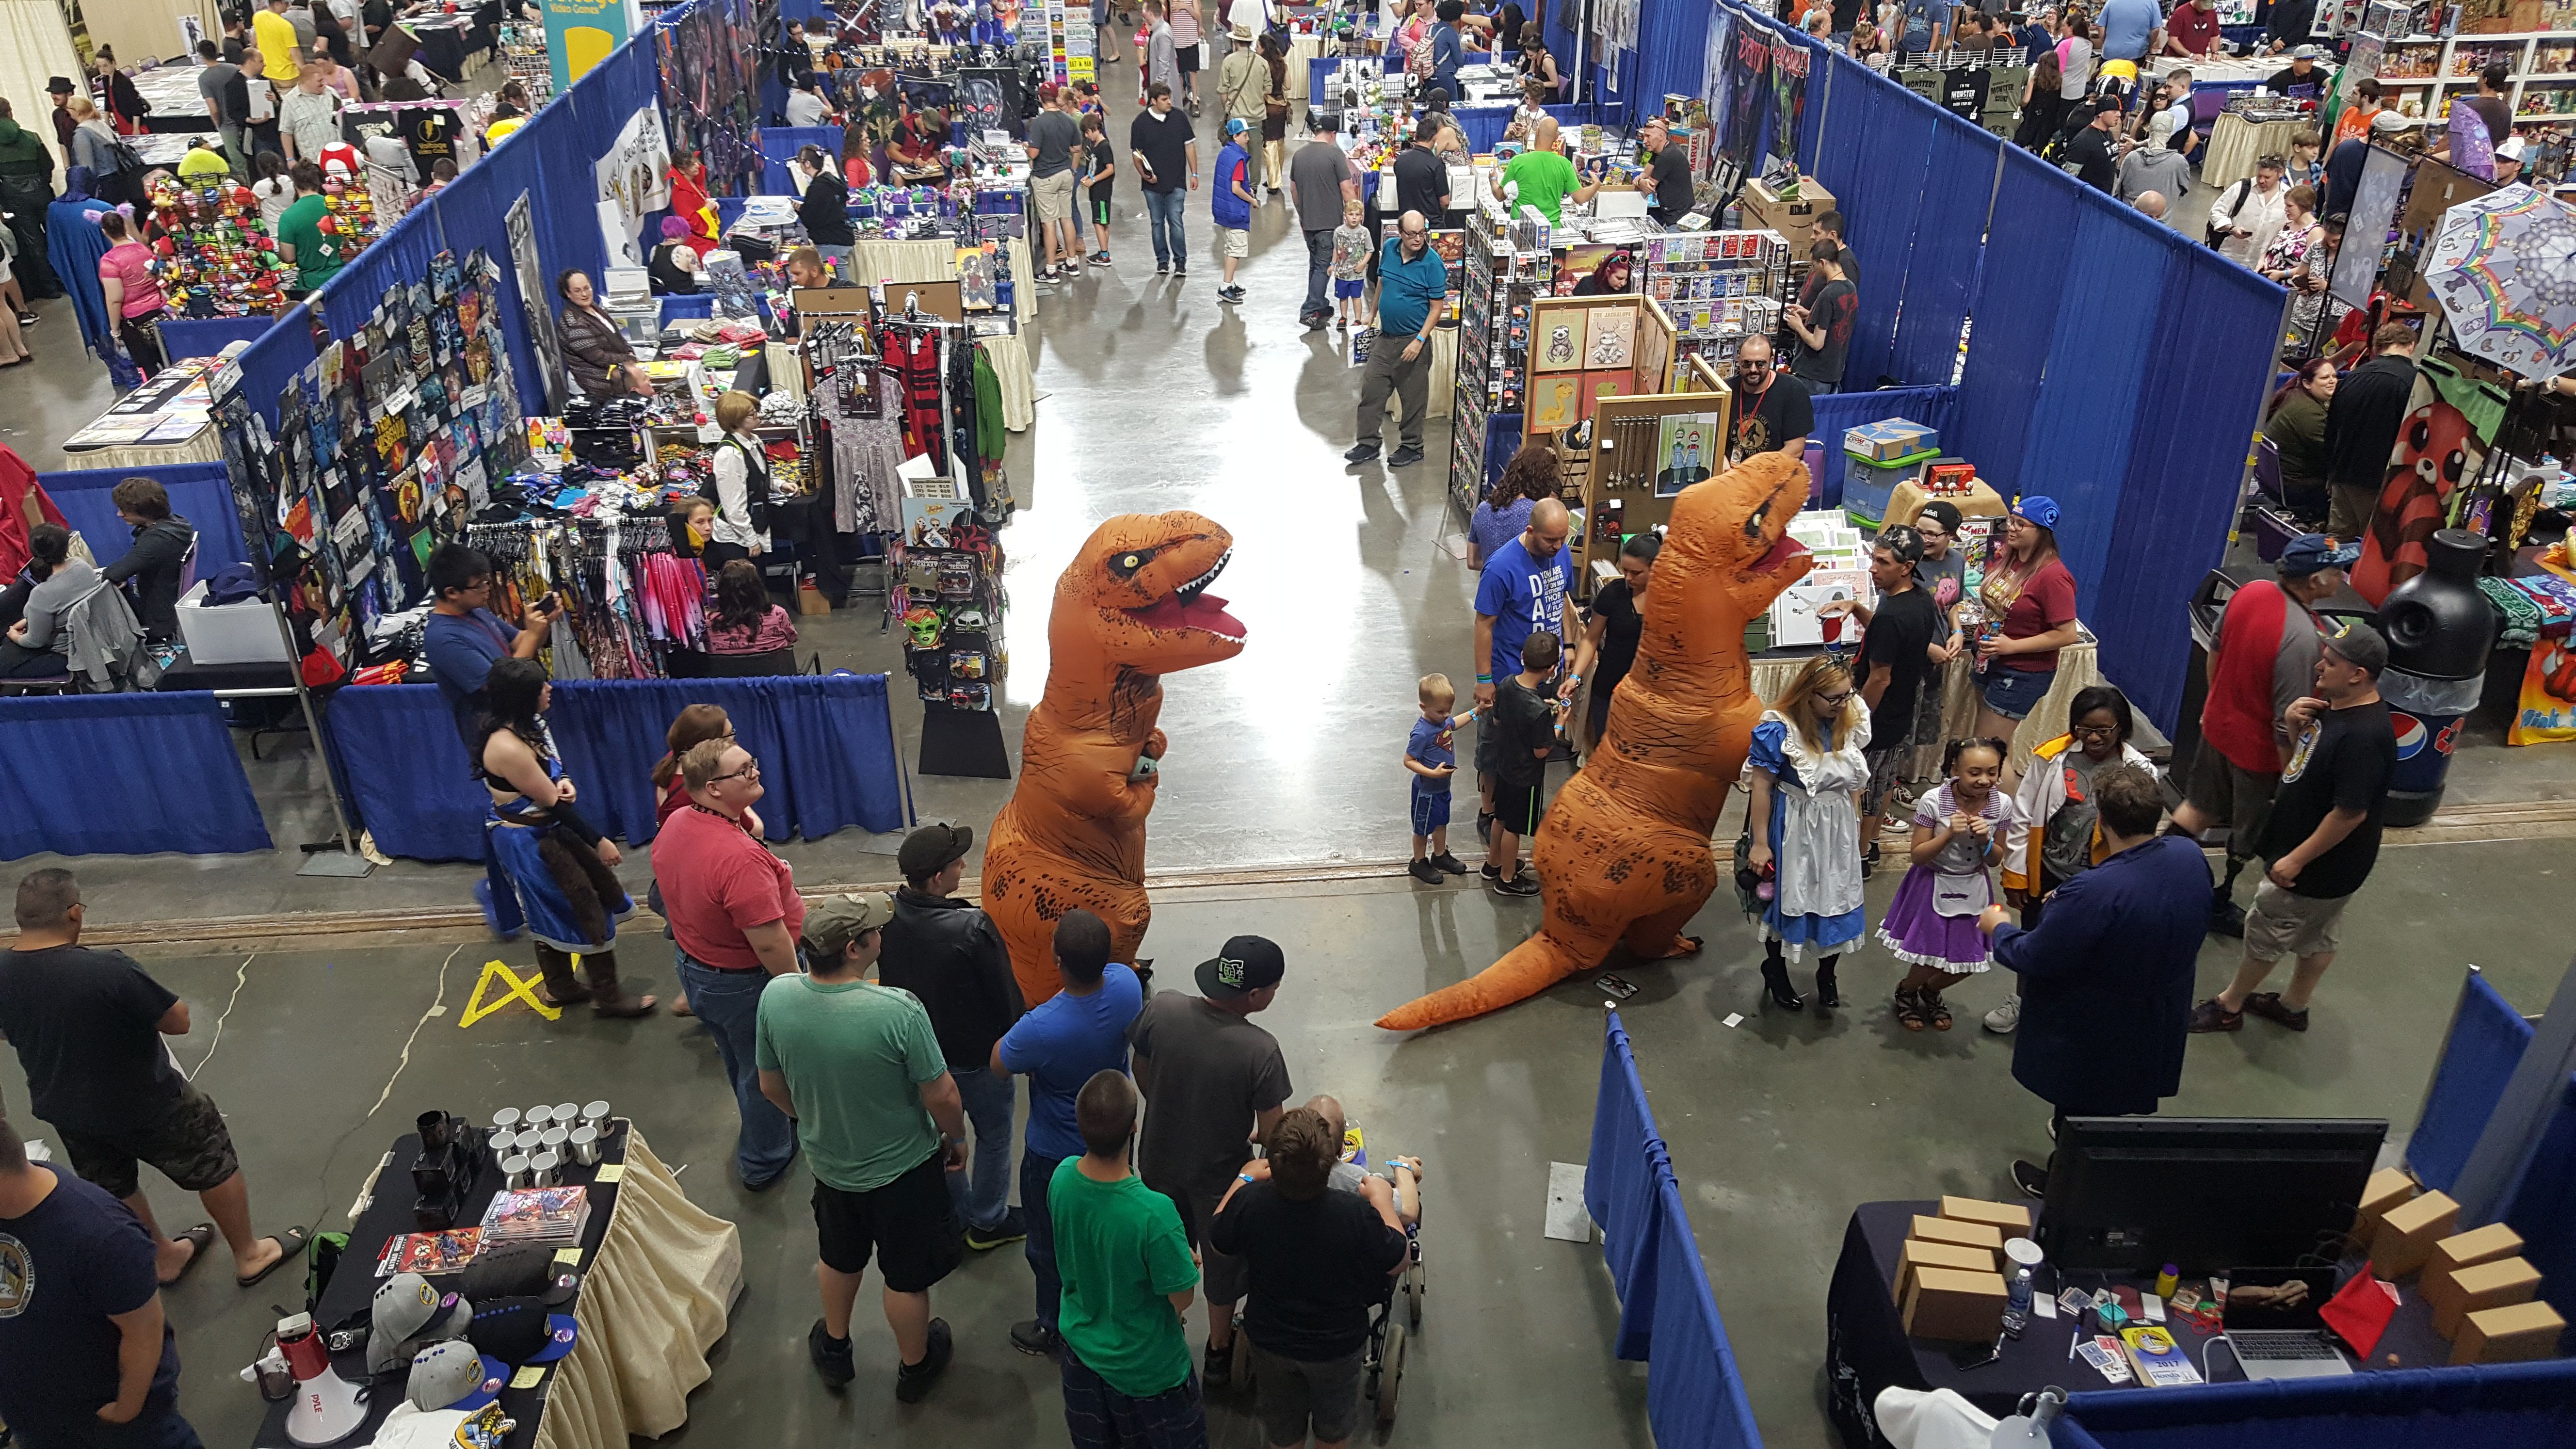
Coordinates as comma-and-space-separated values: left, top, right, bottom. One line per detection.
2208, 154, 2288, 265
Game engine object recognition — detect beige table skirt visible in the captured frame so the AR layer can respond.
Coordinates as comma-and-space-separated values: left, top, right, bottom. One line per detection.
2202, 113, 2305, 190
850, 236, 1038, 323
1380, 326, 1458, 422
985, 329, 1035, 431
531, 1127, 742, 1449
60, 427, 224, 471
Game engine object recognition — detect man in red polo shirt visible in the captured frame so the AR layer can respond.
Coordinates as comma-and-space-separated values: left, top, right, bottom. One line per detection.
2169, 533, 2353, 935
655, 738, 807, 1189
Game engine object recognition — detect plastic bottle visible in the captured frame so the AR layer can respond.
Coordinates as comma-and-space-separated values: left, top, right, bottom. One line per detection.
2156, 1263, 2178, 1300
2009, 1266, 2034, 1314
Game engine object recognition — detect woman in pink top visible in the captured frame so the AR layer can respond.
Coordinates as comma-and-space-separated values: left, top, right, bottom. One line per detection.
705, 559, 799, 657
96, 211, 169, 378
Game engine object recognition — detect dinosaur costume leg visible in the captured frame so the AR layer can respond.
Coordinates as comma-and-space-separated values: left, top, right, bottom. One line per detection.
982, 818, 1150, 1009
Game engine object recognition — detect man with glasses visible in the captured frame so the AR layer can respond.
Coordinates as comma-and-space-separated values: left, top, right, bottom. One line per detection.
1724, 336, 1809, 466
423, 543, 559, 746
1345, 209, 1449, 468
655, 739, 807, 1191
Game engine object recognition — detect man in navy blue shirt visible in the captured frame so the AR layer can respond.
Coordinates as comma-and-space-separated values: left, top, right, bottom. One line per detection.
992, 908, 1144, 1358
0, 1114, 204, 1449
423, 543, 556, 745
1978, 763, 2211, 1197
1346, 209, 1452, 468
1429, 1, 1469, 104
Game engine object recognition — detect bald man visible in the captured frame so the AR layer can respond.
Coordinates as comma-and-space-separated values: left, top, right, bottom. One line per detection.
1470, 496, 1573, 844
1348, 209, 1452, 468
1491, 117, 1602, 226
2134, 191, 2170, 222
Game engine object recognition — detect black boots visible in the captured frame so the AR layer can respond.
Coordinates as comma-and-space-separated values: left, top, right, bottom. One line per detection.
1759, 956, 1804, 1011
1813, 958, 1843, 1012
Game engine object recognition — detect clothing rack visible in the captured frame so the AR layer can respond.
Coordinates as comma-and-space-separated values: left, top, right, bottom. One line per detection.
805, 319, 899, 628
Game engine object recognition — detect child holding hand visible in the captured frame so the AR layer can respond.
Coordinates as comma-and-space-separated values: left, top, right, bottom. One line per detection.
1877, 737, 2019, 1031
1406, 673, 1478, 884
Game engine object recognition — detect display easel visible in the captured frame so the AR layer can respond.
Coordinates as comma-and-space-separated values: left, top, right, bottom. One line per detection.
1578, 364, 1734, 588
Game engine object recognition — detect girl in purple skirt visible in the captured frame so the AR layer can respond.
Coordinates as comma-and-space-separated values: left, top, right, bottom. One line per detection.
1878, 738, 2017, 1031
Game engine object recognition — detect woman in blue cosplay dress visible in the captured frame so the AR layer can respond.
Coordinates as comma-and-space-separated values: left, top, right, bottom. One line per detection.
475, 658, 657, 1015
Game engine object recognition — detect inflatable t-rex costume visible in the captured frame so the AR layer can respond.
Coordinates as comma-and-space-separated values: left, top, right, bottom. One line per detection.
983, 513, 1245, 1008
1377, 452, 1815, 1030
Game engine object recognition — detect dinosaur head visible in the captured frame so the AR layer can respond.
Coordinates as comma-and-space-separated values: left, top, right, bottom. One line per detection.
1658, 451, 1816, 620
1057, 512, 1248, 676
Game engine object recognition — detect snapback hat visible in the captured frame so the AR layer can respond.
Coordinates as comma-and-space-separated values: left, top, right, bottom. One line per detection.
370, 1275, 469, 1374
405, 1341, 503, 1414
2278, 532, 2360, 578
525, 1314, 580, 1365
897, 821, 973, 880
1915, 499, 1964, 535
801, 892, 897, 959
467, 1296, 555, 1366
461, 1242, 553, 1302
1196, 934, 1286, 999
2322, 619, 2388, 676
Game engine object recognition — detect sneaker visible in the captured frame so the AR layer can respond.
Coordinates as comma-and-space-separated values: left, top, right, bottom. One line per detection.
1010, 1319, 1061, 1356
1155, 262, 1170, 275
1202, 1338, 1233, 1389
1304, 313, 1327, 332
1982, 995, 2020, 1034
1480, 863, 1501, 883
1342, 441, 1381, 463
1172, 265, 1188, 277
809, 1320, 855, 1388
1408, 858, 1444, 884
1430, 851, 1467, 875
894, 1319, 953, 1402
1492, 872, 1540, 897
14, 311, 33, 326
2187, 997, 2244, 1033
1217, 286, 1243, 303
1089, 250, 1112, 264
964, 1206, 1027, 1250
2243, 992, 2311, 1032
2010, 1159, 2050, 1198
1385, 444, 1425, 467
2208, 896, 2247, 937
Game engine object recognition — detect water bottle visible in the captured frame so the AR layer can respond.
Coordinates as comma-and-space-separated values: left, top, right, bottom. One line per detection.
2009, 1266, 2034, 1315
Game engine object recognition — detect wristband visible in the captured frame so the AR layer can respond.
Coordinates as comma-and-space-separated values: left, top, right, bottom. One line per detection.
1476, 674, 1493, 684
1240, 1173, 1255, 1184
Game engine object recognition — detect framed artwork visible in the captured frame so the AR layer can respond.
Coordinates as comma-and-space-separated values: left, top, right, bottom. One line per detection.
1532, 305, 1584, 372
1527, 373, 1581, 433
1654, 411, 1723, 495
1585, 306, 1637, 370
1580, 370, 1630, 421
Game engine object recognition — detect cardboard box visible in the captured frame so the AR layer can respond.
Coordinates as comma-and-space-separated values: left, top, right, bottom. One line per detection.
1909, 1215, 2004, 1254
2450, 1300, 2565, 1365
2423, 1224, 2526, 1303
2371, 1190, 2460, 1278
2350, 1167, 2418, 1251
175, 580, 293, 666
1741, 174, 1836, 253
1843, 419, 1940, 463
1940, 1195, 2035, 1235
1902, 1265, 2009, 1342
1896, 1238, 1999, 1304
2431, 1256, 2542, 1339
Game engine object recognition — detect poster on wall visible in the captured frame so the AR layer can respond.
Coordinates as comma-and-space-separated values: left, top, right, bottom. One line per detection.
1723, 25, 1771, 187
1768, 32, 1809, 177
506, 192, 566, 415
543, 0, 640, 95
1702, 10, 1733, 180
595, 103, 673, 269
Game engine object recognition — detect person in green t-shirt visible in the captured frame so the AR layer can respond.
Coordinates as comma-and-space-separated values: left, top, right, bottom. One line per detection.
1491, 116, 1601, 225
272, 160, 345, 294
1051, 1069, 1208, 1439
758, 892, 970, 1403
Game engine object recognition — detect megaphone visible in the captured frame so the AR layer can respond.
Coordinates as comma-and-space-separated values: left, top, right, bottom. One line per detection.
278, 1313, 369, 1446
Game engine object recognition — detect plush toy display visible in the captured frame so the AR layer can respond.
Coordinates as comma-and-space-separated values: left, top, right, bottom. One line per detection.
1376, 451, 1818, 1030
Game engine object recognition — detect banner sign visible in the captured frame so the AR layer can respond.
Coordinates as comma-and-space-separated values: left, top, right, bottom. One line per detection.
1768, 32, 1809, 176
543, 0, 639, 94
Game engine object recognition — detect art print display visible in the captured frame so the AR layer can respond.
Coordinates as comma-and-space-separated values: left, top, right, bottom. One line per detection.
1527, 373, 1581, 432
1768, 32, 1810, 177
1532, 304, 1585, 371
1584, 306, 1636, 370
1655, 411, 1722, 494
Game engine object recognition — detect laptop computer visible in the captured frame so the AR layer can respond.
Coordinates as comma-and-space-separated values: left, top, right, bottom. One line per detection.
2220, 1267, 2356, 1380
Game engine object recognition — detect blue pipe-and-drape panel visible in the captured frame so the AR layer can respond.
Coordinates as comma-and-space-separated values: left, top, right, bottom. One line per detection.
158, 315, 281, 363
0, 693, 273, 858
1948, 145, 2064, 505
1646, 1175, 1766, 1449
2058, 1358, 2576, 1449
762, 126, 844, 193
1884, 114, 1999, 386
42, 464, 251, 577
2503, 1072, 2576, 1325
2406, 972, 2533, 1195
1804, 53, 1944, 392
323, 675, 908, 861
1630, 0, 1713, 124
1810, 386, 1958, 500
1585, 1009, 1670, 1361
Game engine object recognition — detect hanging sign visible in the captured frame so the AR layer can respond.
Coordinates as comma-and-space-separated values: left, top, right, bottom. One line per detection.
543, 0, 640, 94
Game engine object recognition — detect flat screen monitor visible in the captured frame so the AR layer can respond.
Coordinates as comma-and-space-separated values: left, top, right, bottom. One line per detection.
2038, 1117, 2387, 1275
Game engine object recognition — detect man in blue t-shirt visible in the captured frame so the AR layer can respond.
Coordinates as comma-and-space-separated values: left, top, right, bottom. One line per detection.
1470, 497, 1573, 837
1346, 209, 1454, 468
422, 542, 556, 746
2096, 0, 2163, 63
0, 1116, 199, 1449
991, 908, 1144, 1358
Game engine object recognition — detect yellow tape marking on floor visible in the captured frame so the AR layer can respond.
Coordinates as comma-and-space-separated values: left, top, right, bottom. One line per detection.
460, 959, 563, 1026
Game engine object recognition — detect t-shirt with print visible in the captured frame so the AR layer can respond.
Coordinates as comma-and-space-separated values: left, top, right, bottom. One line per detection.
999, 964, 1144, 1161
1587, 578, 1645, 695
1491, 674, 1558, 789
754, 976, 947, 1192
403, 106, 460, 177
1914, 548, 1966, 620
1050, 1161, 1199, 1397
1208, 1179, 1409, 1360
1408, 713, 1458, 802
1914, 781, 2016, 877
1985, 556, 2078, 672
1130, 991, 1293, 1199
2255, 698, 2396, 899
1729, 371, 1813, 464
1792, 276, 1856, 386
0, 1166, 181, 1441
652, 805, 805, 970
1085, 134, 1118, 202
0, 946, 182, 1135
1474, 534, 1572, 683
1499, 147, 1580, 225
1857, 584, 1940, 751
1330, 222, 1372, 280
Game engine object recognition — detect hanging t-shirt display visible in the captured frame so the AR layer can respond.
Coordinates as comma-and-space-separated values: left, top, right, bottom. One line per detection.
404, 106, 462, 176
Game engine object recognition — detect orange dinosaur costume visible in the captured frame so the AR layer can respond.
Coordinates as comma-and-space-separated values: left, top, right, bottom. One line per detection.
983, 513, 1246, 1007
1378, 452, 1815, 1030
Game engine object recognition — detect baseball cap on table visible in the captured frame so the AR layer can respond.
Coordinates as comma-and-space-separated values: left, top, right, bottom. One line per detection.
801, 891, 896, 958
405, 1341, 504, 1413
2278, 532, 2360, 577
897, 821, 973, 879
2012, 494, 2062, 530
1197, 934, 1285, 999
2322, 619, 2389, 675
370, 1274, 471, 1373
468, 1296, 557, 1366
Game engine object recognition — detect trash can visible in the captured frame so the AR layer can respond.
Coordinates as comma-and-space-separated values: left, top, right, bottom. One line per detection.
2378, 530, 2496, 828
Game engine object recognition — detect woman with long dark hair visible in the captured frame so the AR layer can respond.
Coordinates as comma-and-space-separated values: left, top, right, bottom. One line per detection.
1970, 496, 2078, 745
2016, 47, 2067, 150
2264, 358, 2336, 518
707, 558, 797, 657
476, 658, 657, 1016
1571, 530, 1659, 750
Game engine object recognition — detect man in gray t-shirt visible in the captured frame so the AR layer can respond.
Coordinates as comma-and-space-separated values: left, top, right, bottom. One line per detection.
1026, 91, 1086, 276
1286, 115, 1356, 327
1130, 935, 1292, 1387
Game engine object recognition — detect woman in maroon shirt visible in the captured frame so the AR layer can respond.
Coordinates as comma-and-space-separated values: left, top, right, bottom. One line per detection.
1972, 495, 2081, 744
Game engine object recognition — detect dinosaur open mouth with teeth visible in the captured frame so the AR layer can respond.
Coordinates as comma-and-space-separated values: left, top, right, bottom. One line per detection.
1126, 549, 1245, 642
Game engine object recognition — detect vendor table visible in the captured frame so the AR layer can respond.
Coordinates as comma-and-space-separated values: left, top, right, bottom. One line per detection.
1288, 33, 1329, 101
1825, 1199, 2456, 1449
2188, 58, 2333, 96
849, 235, 1037, 323
58, 361, 223, 469
1747, 626, 2101, 782
251, 1123, 738, 1449
2203, 112, 2311, 189
406, 3, 503, 84
132, 64, 219, 134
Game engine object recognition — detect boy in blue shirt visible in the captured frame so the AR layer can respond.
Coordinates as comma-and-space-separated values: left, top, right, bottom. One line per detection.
1405, 673, 1478, 884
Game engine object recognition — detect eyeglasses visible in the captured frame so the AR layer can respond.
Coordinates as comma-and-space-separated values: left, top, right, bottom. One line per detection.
2071, 723, 2120, 739
1815, 690, 1854, 708
708, 759, 761, 784
1399, 226, 1428, 239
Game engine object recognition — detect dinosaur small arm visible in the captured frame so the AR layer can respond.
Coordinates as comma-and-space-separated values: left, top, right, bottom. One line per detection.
1377, 451, 1816, 1030
981, 513, 1246, 1008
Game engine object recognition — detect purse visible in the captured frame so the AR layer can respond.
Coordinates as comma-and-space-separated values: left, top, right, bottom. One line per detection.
1730, 774, 1766, 915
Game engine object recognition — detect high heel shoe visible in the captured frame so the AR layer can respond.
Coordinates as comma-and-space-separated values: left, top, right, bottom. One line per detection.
1812, 964, 1842, 1012
1759, 960, 1803, 1011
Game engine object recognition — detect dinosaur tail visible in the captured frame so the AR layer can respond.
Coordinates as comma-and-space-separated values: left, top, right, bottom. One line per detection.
1375, 929, 1593, 1031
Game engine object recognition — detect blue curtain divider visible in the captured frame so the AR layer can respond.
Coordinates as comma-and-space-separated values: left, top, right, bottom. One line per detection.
2406, 972, 2533, 1194
158, 315, 279, 362
761, 125, 844, 193
0, 693, 273, 858
40, 464, 251, 578
322, 675, 907, 862
1948, 145, 2066, 504
1586, 1010, 1670, 1361
2503, 1073, 2576, 1324
2061, 1357, 2576, 1447
1884, 118, 1998, 386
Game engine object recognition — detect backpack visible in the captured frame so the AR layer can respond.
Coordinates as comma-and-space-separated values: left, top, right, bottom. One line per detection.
2205, 177, 2253, 248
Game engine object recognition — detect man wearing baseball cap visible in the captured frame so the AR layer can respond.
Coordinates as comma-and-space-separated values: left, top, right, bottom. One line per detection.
1130, 934, 1292, 1389
878, 822, 1027, 1253
760, 892, 970, 1401
2169, 532, 2355, 936
2191, 621, 2396, 1036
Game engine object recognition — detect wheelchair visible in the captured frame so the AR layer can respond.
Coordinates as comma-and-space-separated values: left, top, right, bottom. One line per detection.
1225, 1147, 1425, 1429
